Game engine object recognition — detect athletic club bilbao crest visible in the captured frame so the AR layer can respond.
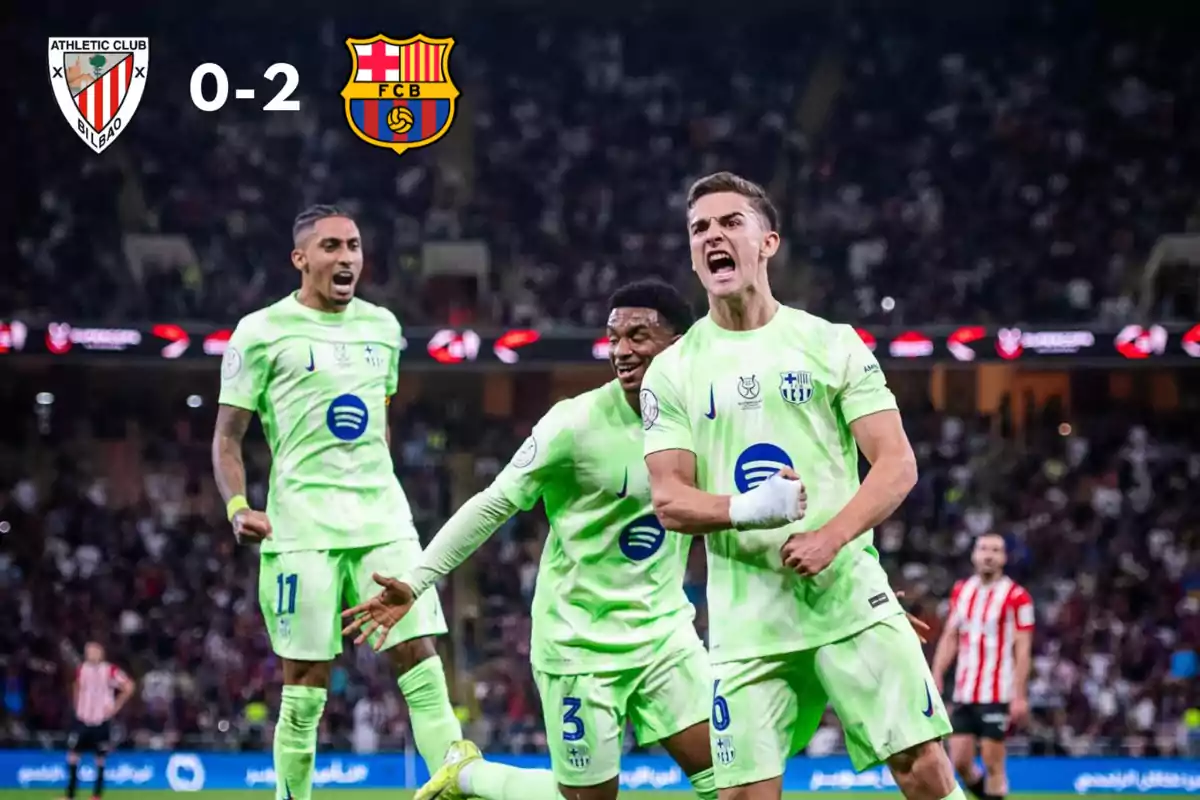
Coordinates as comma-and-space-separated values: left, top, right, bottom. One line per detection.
341, 34, 459, 157
48, 38, 149, 154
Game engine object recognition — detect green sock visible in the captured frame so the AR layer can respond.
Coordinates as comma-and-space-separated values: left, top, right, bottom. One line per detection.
396, 655, 463, 773
460, 760, 566, 800
273, 685, 326, 800
942, 786, 969, 800
689, 766, 717, 800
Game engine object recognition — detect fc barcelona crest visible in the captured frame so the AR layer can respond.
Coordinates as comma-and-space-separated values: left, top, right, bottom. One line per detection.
48, 38, 150, 154
780, 371, 813, 405
341, 34, 459, 157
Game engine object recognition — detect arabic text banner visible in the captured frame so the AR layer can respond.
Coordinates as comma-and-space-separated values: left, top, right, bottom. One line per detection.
2, 751, 1199, 793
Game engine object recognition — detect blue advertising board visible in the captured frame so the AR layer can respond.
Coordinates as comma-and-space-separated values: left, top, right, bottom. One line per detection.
0, 751, 1198, 793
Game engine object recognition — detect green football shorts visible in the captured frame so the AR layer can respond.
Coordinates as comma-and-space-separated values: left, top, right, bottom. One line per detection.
710, 613, 951, 788
534, 629, 711, 786
258, 538, 447, 661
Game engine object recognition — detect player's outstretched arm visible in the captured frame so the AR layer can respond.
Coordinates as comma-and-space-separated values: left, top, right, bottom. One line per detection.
343, 485, 519, 648
645, 449, 806, 534
407, 485, 520, 597
211, 404, 271, 543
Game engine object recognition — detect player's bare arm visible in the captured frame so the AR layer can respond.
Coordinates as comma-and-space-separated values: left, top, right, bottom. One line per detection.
1010, 627, 1033, 725
782, 409, 916, 575
645, 449, 730, 533
211, 404, 272, 542
110, 674, 135, 719
646, 449, 806, 533
343, 483, 521, 647
931, 613, 960, 695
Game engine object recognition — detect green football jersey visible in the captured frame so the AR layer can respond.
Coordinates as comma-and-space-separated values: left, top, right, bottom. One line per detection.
640, 306, 904, 663
494, 379, 697, 675
218, 294, 414, 553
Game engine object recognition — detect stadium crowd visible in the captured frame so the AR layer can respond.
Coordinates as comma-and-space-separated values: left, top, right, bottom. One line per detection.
9, 2, 1200, 326
1, 393, 1197, 759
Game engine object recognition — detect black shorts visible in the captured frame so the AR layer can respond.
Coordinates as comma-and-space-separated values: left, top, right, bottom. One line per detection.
950, 702, 1009, 741
67, 721, 112, 754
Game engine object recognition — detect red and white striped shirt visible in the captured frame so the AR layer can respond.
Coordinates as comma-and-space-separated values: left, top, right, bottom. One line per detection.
74, 662, 131, 725
948, 575, 1035, 704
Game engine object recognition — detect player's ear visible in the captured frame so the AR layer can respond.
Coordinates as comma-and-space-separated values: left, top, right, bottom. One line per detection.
760, 231, 780, 260
290, 248, 306, 272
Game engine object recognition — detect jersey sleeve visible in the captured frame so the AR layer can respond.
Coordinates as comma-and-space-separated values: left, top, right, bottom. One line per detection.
492, 401, 576, 511
406, 485, 520, 597
641, 353, 694, 455
385, 312, 403, 397
1011, 585, 1035, 630
110, 665, 131, 687
834, 324, 898, 424
946, 579, 965, 626
218, 318, 270, 412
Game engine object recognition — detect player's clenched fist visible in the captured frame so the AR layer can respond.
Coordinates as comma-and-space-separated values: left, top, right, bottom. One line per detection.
781, 528, 840, 576
342, 574, 416, 650
728, 467, 807, 530
231, 508, 272, 544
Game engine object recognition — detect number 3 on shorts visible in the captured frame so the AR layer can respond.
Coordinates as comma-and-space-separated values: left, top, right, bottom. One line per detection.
712, 680, 731, 731
276, 573, 298, 615
562, 697, 585, 742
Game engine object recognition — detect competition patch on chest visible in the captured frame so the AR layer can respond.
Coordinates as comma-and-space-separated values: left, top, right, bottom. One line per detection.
736, 375, 761, 411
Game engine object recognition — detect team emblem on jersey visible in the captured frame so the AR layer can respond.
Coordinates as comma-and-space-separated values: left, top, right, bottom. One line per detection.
779, 370, 813, 405
639, 389, 659, 431
564, 742, 590, 770
364, 344, 384, 368
327, 394, 370, 441
48, 38, 149, 154
734, 443, 794, 494
341, 34, 460, 157
715, 735, 736, 766
618, 513, 666, 561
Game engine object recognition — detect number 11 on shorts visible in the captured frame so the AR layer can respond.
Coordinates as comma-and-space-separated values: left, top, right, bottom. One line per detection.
276, 573, 298, 615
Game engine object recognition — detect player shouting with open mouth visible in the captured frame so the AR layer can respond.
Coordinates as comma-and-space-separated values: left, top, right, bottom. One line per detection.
638, 172, 961, 800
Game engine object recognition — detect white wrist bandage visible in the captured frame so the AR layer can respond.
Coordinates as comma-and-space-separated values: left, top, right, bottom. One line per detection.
728, 473, 807, 530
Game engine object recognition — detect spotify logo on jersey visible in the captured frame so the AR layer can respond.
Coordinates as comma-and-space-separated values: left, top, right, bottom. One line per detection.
734, 443, 794, 493
619, 513, 667, 561
326, 394, 369, 441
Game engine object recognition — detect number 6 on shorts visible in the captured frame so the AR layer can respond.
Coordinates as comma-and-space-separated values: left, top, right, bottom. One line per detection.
712, 680, 731, 731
